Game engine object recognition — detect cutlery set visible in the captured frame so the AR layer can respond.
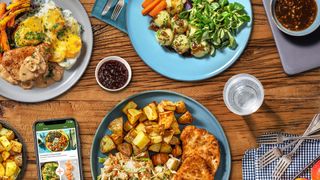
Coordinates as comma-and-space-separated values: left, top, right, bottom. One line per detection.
101, 0, 124, 20
257, 114, 320, 179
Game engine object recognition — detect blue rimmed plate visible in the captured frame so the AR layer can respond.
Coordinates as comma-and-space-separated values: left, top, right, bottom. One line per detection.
90, 90, 231, 179
127, 0, 253, 81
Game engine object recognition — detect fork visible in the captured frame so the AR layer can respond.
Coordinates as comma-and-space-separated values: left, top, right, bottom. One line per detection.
111, 0, 125, 21
101, 0, 114, 16
258, 114, 320, 169
272, 114, 320, 179
257, 133, 320, 145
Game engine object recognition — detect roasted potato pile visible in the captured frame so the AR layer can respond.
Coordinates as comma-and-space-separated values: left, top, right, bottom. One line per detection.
100, 100, 194, 165
0, 124, 23, 180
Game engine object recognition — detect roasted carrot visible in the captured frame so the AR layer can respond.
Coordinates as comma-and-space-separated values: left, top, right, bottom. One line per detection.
1, 29, 10, 51
142, 0, 161, 15
142, 0, 154, 8
0, 3, 6, 18
149, 0, 167, 17
7, 16, 15, 27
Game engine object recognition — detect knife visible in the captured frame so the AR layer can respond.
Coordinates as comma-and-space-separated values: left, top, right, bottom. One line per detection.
101, 0, 114, 16
292, 154, 320, 180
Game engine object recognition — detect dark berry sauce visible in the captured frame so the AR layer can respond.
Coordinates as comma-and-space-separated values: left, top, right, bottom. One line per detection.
98, 60, 128, 90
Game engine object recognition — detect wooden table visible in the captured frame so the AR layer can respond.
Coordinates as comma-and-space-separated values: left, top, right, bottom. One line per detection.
0, 0, 319, 179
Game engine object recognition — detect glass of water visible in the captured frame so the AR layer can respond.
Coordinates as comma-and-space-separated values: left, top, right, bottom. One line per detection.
223, 74, 264, 116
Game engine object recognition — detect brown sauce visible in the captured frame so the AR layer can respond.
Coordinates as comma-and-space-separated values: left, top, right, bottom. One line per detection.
275, 0, 318, 31
98, 60, 128, 90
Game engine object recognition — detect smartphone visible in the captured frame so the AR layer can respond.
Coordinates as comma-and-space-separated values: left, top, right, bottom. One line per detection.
33, 118, 83, 180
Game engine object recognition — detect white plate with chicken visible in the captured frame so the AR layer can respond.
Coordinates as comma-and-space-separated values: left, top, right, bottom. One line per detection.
0, 0, 93, 103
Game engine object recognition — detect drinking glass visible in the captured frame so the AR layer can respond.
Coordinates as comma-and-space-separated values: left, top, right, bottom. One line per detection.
223, 74, 264, 116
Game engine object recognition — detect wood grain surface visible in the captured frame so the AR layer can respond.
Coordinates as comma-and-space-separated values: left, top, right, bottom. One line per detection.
0, 0, 319, 179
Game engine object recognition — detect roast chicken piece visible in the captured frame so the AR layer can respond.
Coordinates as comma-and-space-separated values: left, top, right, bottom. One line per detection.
1, 43, 51, 82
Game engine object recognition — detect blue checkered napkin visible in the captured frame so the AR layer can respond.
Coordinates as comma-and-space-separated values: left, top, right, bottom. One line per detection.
243, 134, 320, 180
91, 0, 128, 33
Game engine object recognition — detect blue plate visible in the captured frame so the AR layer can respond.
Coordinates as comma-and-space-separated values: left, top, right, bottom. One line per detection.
127, 0, 253, 81
90, 90, 231, 179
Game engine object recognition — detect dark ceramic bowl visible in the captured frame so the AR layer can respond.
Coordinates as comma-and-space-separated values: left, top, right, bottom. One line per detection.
0, 120, 27, 180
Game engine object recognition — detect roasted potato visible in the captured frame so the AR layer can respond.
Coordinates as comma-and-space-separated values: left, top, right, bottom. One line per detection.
2, 151, 10, 161
13, 154, 22, 167
159, 111, 174, 129
100, 135, 115, 153
163, 130, 174, 144
166, 157, 180, 171
132, 144, 148, 155
175, 101, 187, 114
117, 143, 132, 157
145, 124, 165, 135
161, 100, 176, 111
110, 134, 123, 145
0, 144, 5, 153
5, 161, 17, 177
178, 111, 193, 124
108, 117, 123, 135
139, 111, 148, 122
124, 129, 138, 144
169, 136, 180, 145
0, 129, 14, 141
0, 163, 4, 176
160, 143, 172, 153
149, 135, 163, 144
171, 117, 181, 135
148, 143, 161, 152
127, 109, 142, 125
172, 145, 182, 157
132, 131, 150, 150
143, 102, 158, 120
0, 137, 11, 152
122, 101, 138, 114
9, 141, 22, 154
124, 121, 138, 132
151, 153, 169, 166
135, 123, 146, 133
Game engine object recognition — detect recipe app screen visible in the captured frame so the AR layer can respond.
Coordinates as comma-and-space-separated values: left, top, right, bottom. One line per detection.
36, 120, 81, 180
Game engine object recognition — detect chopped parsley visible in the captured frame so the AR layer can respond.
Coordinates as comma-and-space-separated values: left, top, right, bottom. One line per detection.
25, 32, 46, 42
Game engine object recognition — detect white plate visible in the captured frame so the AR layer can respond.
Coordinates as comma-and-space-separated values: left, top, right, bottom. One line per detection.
0, 0, 93, 103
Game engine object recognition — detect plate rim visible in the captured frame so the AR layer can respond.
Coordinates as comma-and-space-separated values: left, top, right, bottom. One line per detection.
0, 0, 93, 103
126, 0, 253, 82
90, 90, 231, 179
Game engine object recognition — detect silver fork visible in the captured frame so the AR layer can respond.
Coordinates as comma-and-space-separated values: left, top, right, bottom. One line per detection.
258, 114, 320, 169
257, 133, 320, 145
272, 114, 320, 179
111, 0, 125, 21
101, 0, 114, 15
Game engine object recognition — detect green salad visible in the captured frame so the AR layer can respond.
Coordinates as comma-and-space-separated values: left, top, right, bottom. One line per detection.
151, 0, 251, 58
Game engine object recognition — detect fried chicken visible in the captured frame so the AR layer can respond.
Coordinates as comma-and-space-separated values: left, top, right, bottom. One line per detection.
176, 126, 220, 180
173, 155, 214, 180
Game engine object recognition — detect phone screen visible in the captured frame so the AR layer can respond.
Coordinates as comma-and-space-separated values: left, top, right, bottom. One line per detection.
35, 119, 81, 180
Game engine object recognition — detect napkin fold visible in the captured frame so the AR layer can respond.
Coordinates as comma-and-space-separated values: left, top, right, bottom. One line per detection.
91, 0, 128, 33
243, 133, 320, 180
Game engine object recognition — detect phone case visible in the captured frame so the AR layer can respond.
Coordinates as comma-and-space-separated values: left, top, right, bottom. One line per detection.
32, 118, 84, 180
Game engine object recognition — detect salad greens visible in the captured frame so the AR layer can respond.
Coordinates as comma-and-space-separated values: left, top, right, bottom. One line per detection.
180, 0, 251, 54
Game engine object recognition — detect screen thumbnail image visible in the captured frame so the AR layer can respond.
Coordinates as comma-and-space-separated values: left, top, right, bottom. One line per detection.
40, 160, 80, 180
37, 128, 77, 154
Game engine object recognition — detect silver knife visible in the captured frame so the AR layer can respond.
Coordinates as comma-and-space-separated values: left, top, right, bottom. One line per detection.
292, 154, 320, 180
101, 0, 114, 16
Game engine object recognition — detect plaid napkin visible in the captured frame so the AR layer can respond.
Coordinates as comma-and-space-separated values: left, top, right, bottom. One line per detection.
91, 0, 129, 33
243, 134, 320, 180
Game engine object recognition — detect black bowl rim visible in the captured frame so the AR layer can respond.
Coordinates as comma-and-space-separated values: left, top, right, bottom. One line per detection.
0, 120, 27, 180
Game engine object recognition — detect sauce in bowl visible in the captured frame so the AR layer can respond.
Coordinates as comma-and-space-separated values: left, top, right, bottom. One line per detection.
275, 0, 318, 31
97, 60, 129, 90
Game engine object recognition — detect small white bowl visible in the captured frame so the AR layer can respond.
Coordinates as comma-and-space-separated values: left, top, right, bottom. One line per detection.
95, 56, 132, 92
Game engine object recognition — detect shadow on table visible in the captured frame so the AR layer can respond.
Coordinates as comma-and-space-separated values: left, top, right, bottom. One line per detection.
242, 102, 286, 138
